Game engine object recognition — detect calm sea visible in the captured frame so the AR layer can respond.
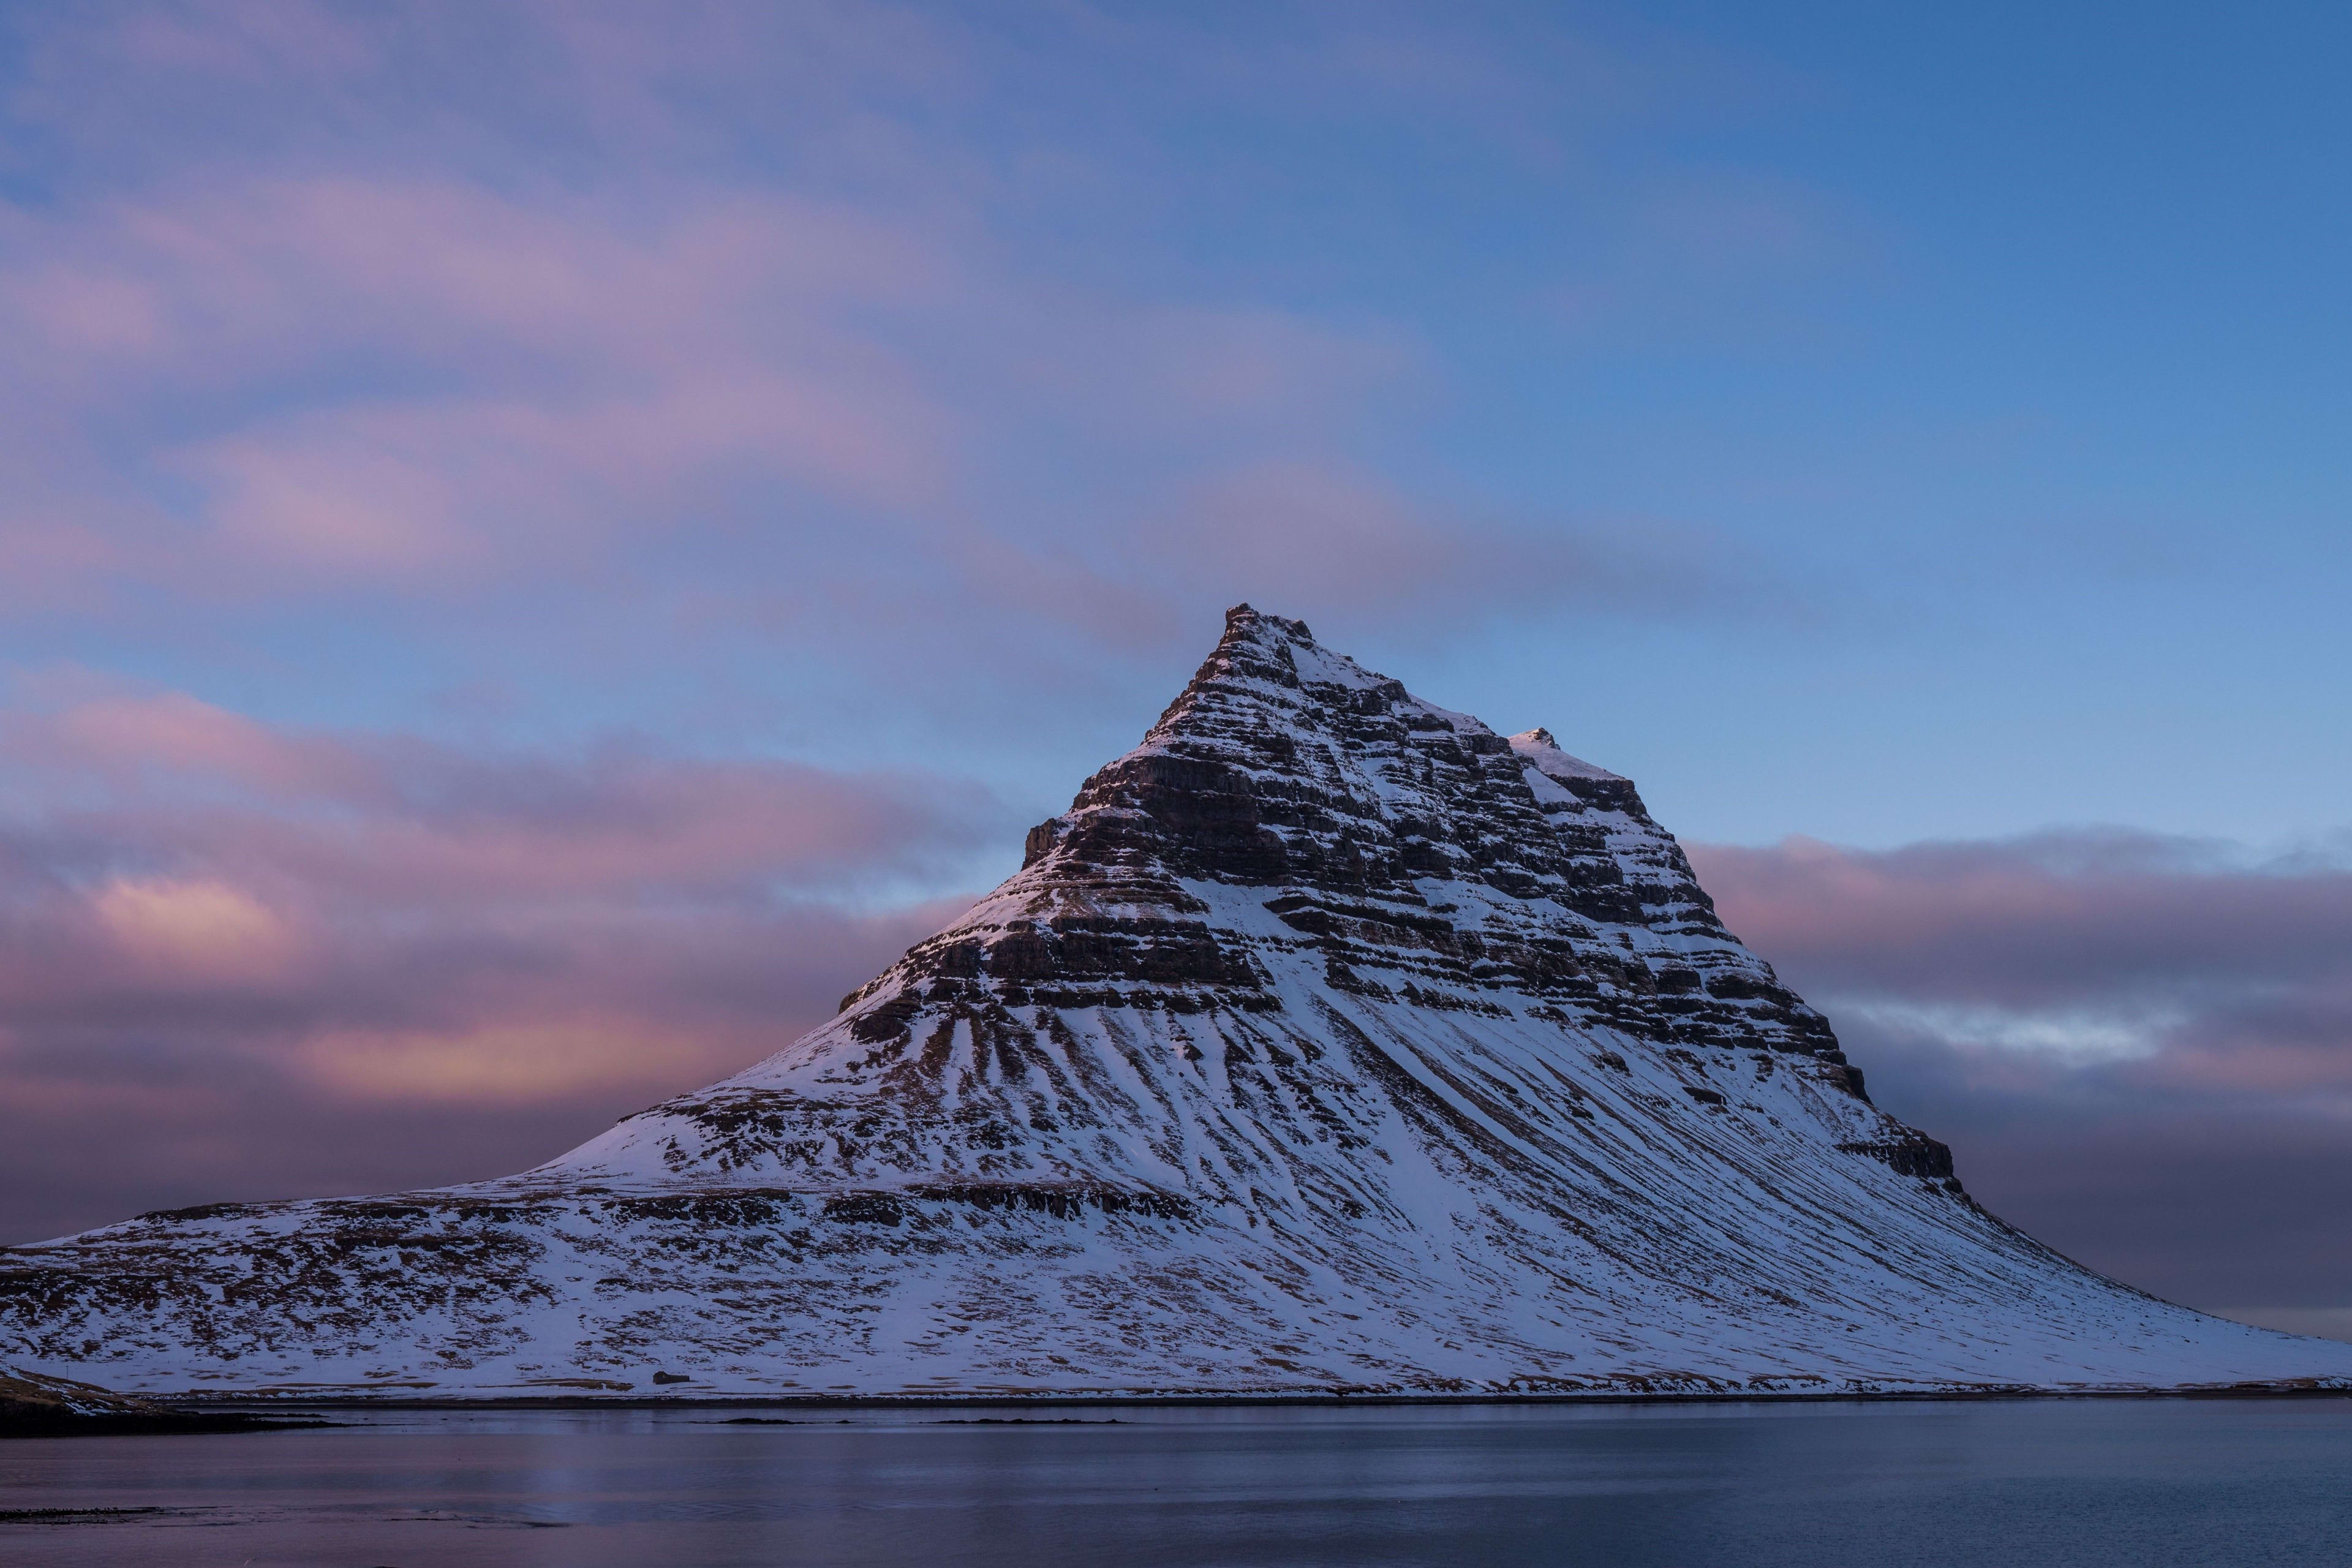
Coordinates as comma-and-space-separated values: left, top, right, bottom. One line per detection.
5, 1396, 2350, 1566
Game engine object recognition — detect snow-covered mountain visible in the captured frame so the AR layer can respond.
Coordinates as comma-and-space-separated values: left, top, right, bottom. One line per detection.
4, 606, 2345, 1398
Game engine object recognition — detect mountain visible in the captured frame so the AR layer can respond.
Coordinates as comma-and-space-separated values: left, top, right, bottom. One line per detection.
4, 606, 2344, 1399
0, 1363, 304, 1435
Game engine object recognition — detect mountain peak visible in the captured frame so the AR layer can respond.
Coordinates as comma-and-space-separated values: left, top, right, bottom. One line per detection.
1008, 606, 1753, 984
1509, 726, 1627, 785
1222, 599, 1311, 641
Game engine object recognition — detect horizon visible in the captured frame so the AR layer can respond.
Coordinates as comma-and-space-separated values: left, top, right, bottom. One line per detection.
2, 1, 2348, 1341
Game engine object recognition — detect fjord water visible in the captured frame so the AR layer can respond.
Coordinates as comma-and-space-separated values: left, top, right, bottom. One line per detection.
6, 1398, 2350, 1566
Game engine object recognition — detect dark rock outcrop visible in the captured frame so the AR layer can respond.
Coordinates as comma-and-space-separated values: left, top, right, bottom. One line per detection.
0, 1365, 304, 1436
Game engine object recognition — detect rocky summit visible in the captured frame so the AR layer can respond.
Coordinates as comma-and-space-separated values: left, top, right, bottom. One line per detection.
4, 606, 2345, 1400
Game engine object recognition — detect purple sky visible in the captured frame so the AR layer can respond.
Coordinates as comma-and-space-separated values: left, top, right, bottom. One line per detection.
3, 2, 2349, 1329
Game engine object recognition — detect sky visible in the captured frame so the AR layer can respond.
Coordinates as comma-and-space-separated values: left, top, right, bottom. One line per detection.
1, 1, 2348, 1329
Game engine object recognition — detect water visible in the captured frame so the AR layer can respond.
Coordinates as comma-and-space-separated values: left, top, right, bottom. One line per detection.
5, 1398, 2350, 1566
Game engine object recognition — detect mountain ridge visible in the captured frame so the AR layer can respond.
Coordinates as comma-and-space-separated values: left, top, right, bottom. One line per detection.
4, 605, 2345, 1398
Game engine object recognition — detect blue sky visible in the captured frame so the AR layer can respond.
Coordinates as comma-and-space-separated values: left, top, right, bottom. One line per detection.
6, 1, 2348, 859
1, 1, 2347, 1315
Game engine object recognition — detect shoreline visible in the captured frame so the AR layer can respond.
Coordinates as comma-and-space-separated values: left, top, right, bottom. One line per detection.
173, 1382, 2352, 1412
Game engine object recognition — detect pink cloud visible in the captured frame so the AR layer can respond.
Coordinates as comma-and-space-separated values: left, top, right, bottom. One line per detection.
0, 162, 1446, 624
12, 687, 381, 797
0, 25, 1562, 646
89, 876, 303, 984
4, 683, 1006, 900
0, 173, 964, 586
0, 0, 1832, 663
0, 684, 999, 1240
1695, 832, 2352, 1006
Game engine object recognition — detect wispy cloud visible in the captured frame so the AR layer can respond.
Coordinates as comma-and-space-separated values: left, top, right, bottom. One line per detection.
0, 0, 1825, 663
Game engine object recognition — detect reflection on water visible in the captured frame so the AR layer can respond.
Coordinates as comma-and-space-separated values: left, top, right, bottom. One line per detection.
6, 1396, 2351, 1566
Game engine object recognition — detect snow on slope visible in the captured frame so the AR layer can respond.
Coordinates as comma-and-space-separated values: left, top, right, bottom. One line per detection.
4, 606, 2345, 1400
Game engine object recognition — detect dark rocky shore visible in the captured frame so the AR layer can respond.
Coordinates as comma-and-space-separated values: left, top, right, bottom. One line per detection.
1, 1365, 317, 1438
